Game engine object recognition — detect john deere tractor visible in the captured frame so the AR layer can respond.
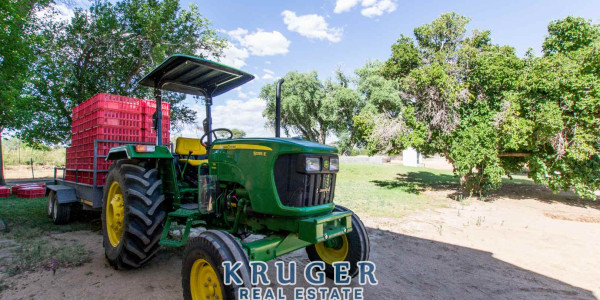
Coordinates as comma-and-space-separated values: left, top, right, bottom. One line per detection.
102, 54, 370, 299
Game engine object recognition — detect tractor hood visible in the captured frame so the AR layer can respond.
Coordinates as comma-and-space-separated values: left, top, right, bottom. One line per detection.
212, 137, 338, 155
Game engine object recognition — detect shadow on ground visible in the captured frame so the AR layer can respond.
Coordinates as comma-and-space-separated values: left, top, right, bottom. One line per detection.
371, 171, 600, 209
371, 171, 458, 194
348, 227, 597, 299
2, 226, 595, 300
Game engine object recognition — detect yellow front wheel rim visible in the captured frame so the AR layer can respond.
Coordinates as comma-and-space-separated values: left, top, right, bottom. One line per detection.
315, 235, 349, 265
190, 259, 223, 300
106, 181, 125, 247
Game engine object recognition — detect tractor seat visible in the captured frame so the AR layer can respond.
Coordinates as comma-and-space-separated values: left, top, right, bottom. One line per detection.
179, 158, 208, 166
175, 137, 208, 166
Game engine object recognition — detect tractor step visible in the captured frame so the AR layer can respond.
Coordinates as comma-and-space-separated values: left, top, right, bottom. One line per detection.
159, 237, 187, 248
159, 209, 200, 247
169, 207, 199, 218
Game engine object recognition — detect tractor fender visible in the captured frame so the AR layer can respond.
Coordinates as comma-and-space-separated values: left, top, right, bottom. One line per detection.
46, 185, 78, 204
106, 145, 174, 161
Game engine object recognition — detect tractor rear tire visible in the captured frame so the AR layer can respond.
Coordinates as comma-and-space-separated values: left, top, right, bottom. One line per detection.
306, 205, 370, 279
102, 159, 166, 269
50, 191, 71, 225
182, 230, 252, 300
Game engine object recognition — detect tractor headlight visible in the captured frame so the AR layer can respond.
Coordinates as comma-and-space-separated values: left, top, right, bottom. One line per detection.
330, 158, 339, 171
305, 157, 321, 172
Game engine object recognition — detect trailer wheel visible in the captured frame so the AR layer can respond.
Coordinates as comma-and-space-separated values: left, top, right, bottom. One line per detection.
50, 191, 71, 225
102, 159, 166, 269
47, 191, 55, 218
306, 205, 370, 279
182, 230, 252, 300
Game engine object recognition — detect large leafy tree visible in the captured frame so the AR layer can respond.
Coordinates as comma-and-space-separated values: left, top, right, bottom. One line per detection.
377, 12, 526, 193
370, 13, 599, 198
22, 0, 226, 145
260, 71, 361, 145
0, 0, 50, 185
520, 17, 600, 199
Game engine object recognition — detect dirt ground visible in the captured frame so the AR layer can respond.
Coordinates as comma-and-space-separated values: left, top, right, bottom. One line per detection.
1, 189, 599, 300
3, 165, 59, 181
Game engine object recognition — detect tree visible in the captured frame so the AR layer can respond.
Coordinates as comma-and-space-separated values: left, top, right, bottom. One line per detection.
519, 17, 600, 199
21, 0, 226, 145
0, 0, 51, 185
231, 129, 246, 138
260, 71, 360, 145
370, 13, 599, 198
377, 12, 526, 194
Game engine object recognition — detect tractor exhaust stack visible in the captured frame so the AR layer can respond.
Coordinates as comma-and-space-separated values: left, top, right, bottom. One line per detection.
275, 78, 284, 137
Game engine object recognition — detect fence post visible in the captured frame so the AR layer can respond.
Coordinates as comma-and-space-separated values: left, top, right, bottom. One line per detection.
31, 158, 34, 179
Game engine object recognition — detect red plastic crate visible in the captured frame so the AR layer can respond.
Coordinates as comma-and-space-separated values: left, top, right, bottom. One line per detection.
141, 115, 170, 131
11, 183, 44, 195
142, 100, 170, 118
72, 126, 143, 146
0, 187, 10, 198
74, 93, 142, 119
17, 187, 45, 198
64, 171, 107, 185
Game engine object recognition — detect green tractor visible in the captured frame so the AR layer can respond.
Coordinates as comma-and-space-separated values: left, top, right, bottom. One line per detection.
102, 54, 370, 299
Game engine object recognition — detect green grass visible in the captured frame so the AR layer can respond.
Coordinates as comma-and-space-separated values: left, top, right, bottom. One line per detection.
1, 138, 66, 166
0, 196, 99, 281
334, 162, 534, 218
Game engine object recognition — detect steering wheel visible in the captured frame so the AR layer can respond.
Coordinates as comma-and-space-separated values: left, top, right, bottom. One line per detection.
200, 128, 233, 147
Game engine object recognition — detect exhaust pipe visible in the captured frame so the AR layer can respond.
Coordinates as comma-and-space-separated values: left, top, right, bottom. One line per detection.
275, 78, 284, 137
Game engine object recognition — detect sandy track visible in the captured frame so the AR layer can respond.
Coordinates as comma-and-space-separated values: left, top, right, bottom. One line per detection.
1, 195, 599, 300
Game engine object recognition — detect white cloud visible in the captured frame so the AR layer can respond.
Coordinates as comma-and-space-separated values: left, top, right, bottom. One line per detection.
361, 0, 377, 6
334, 0, 360, 13
218, 42, 249, 68
262, 69, 275, 80
35, 2, 75, 23
180, 98, 271, 138
333, 0, 396, 17
235, 87, 249, 99
361, 0, 397, 17
228, 28, 290, 56
281, 10, 342, 43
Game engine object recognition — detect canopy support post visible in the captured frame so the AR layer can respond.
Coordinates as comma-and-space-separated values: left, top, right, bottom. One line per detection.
154, 83, 163, 147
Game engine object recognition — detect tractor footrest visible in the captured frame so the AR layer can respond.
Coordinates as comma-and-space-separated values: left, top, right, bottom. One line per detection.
159, 210, 199, 247
159, 237, 187, 248
169, 208, 199, 218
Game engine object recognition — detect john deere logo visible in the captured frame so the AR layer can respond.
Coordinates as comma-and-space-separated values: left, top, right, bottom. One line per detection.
323, 159, 330, 170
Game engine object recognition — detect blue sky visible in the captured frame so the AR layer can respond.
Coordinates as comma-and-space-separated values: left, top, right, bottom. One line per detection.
60, 0, 600, 138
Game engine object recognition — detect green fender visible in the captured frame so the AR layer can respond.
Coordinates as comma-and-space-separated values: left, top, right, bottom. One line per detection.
106, 145, 174, 161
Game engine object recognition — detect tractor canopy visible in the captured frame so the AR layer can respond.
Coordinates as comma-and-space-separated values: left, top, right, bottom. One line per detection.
138, 54, 254, 97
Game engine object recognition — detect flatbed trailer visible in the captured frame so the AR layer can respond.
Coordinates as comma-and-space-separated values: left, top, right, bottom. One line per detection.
47, 139, 169, 214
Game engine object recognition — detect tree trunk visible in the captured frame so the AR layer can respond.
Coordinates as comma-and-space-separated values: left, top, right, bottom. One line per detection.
0, 129, 5, 186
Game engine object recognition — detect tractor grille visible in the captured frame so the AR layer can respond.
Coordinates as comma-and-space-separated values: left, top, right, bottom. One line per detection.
274, 154, 337, 207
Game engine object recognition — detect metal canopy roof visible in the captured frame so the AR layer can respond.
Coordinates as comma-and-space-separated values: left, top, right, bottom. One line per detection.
138, 54, 254, 97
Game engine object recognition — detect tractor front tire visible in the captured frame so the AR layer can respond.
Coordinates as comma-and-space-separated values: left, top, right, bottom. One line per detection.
306, 205, 370, 279
50, 191, 71, 225
102, 159, 166, 269
182, 230, 252, 300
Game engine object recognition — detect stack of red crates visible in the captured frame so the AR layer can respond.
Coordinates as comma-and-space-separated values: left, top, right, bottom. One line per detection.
141, 100, 171, 145
11, 183, 45, 198
65, 93, 170, 185
0, 186, 10, 198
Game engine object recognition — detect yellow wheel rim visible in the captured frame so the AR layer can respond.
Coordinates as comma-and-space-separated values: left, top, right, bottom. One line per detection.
190, 259, 223, 300
315, 235, 349, 265
106, 181, 125, 247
